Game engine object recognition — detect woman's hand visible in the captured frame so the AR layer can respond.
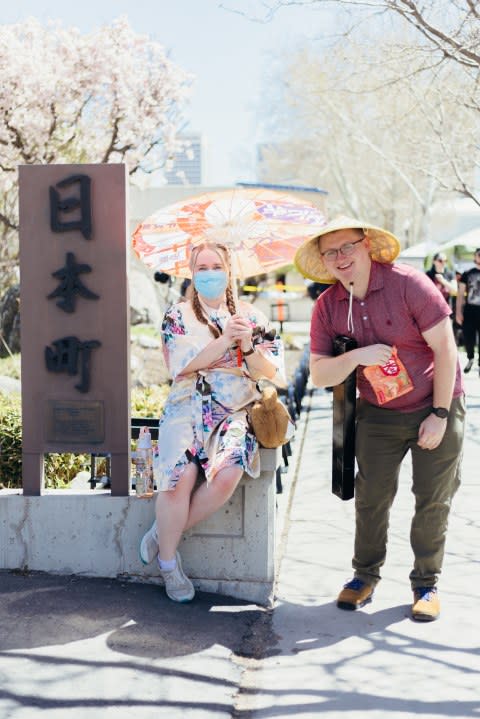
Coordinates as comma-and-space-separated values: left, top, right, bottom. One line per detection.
223, 314, 253, 350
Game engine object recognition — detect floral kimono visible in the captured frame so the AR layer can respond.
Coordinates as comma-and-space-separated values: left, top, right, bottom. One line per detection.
155, 299, 286, 491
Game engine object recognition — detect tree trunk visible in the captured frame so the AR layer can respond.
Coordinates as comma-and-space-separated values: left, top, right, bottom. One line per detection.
0, 285, 20, 356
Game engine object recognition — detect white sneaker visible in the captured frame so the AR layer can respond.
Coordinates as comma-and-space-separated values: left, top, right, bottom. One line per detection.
159, 551, 195, 603
139, 520, 158, 565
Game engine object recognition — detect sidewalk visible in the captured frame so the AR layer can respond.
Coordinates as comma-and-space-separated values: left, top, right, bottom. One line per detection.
238, 370, 480, 718
1, 369, 479, 718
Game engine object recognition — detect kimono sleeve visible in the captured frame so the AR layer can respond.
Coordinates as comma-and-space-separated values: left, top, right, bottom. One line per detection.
161, 304, 204, 379
245, 304, 287, 386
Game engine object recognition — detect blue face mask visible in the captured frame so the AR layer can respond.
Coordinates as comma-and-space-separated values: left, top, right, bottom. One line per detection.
193, 270, 228, 299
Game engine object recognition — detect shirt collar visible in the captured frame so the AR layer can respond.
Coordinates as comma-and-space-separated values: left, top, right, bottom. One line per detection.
198, 297, 229, 320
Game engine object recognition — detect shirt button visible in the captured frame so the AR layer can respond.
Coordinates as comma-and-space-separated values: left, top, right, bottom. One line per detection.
360, 302, 365, 306
363, 316, 368, 320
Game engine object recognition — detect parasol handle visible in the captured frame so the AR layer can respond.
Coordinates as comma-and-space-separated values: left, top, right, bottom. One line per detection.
231, 273, 239, 313
227, 248, 239, 313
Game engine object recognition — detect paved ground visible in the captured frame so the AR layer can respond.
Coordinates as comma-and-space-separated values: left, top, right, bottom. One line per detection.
237, 366, 480, 718
1, 353, 479, 719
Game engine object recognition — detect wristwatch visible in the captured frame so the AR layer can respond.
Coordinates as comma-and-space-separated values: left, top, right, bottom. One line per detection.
431, 406, 449, 419
242, 346, 256, 357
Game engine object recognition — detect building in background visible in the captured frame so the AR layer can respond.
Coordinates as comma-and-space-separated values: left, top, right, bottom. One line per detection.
164, 133, 205, 186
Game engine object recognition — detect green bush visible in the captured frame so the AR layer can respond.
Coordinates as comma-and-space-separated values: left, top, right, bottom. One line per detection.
131, 384, 170, 417
0, 393, 89, 489
0, 385, 169, 489
45, 452, 90, 489
0, 394, 22, 488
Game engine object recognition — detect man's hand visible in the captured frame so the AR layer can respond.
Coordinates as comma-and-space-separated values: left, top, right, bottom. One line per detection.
356, 343, 393, 367
417, 413, 448, 450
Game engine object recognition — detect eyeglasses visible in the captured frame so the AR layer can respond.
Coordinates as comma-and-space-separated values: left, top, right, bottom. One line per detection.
320, 236, 365, 262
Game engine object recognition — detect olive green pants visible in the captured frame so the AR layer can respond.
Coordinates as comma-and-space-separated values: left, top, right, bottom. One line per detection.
353, 395, 465, 589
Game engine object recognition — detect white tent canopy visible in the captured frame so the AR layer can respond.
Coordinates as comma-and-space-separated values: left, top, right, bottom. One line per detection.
399, 225, 480, 270
398, 241, 431, 269
439, 227, 480, 251
400, 241, 429, 258
428, 197, 480, 245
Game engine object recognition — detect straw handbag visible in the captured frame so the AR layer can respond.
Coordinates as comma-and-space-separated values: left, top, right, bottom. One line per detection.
249, 384, 293, 449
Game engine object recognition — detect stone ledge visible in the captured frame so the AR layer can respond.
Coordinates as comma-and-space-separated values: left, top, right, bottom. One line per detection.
0, 448, 281, 606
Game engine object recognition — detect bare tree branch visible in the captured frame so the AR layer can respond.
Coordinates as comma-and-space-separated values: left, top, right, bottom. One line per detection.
0, 212, 18, 232
234, 0, 480, 68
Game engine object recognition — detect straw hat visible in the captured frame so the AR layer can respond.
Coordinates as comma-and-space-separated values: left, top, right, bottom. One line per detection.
294, 215, 401, 283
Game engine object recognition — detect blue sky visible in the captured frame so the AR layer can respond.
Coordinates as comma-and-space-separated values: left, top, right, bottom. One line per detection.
2, 0, 336, 184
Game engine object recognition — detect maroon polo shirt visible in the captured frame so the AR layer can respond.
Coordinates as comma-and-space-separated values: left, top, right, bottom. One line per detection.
310, 261, 464, 411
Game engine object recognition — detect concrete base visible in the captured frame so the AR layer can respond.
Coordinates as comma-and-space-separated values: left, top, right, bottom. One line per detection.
0, 448, 280, 606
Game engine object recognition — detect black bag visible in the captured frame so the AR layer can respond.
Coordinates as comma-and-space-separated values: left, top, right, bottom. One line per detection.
332, 335, 358, 501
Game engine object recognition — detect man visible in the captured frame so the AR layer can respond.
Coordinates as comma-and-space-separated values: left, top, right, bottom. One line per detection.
295, 216, 465, 621
456, 248, 480, 375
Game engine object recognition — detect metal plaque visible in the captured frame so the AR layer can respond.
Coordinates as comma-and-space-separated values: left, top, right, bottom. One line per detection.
46, 400, 105, 443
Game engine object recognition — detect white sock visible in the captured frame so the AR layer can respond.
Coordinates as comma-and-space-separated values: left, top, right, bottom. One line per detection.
158, 556, 176, 572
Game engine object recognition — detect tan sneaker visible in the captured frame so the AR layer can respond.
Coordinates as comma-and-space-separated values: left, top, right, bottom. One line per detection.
337, 578, 374, 610
412, 587, 440, 621
139, 520, 158, 565
159, 551, 195, 603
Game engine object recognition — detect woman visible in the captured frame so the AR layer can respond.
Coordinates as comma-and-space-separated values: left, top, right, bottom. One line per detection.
425, 252, 457, 306
139, 242, 285, 602
426, 252, 460, 345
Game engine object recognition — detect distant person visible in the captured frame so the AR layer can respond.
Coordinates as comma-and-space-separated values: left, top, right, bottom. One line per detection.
295, 216, 465, 622
179, 278, 193, 302
456, 248, 480, 375
426, 252, 459, 345
275, 273, 287, 291
306, 281, 330, 301
425, 253, 457, 308
154, 271, 171, 286
243, 276, 260, 303
452, 268, 464, 347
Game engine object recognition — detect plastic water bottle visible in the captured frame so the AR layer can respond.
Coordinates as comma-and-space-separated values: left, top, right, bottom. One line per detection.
133, 457, 146, 496
135, 427, 153, 497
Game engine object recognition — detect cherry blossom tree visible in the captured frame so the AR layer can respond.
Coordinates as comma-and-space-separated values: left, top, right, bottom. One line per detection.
0, 17, 192, 290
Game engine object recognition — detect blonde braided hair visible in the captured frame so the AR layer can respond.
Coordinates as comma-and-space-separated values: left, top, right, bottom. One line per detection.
189, 242, 236, 338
